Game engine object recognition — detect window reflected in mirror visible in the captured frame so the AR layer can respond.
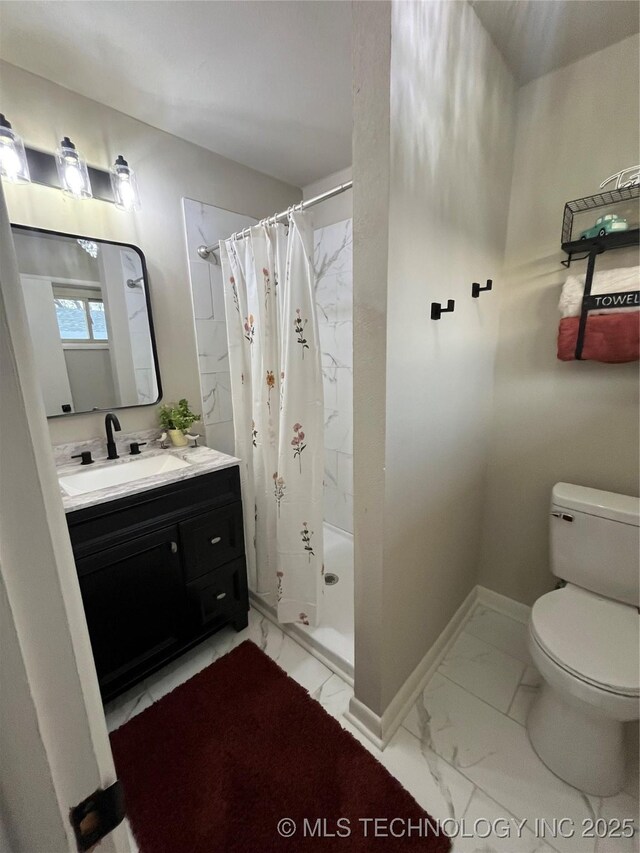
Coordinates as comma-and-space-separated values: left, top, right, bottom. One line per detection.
54, 288, 109, 341
11, 225, 161, 417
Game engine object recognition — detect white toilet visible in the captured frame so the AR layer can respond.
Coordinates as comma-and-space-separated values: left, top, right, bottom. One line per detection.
527, 483, 639, 797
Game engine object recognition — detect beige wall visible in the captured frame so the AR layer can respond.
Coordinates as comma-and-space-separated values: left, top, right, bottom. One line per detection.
352, 0, 517, 717
1, 182, 129, 853
352, 0, 391, 715
380, 0, 516, 711
303, 165, 352, 229
13, 230, 100, 280
353, 9, 638, 721
479, 35, 640, 605
0, 60, 300, 447
0, 576, 67, 852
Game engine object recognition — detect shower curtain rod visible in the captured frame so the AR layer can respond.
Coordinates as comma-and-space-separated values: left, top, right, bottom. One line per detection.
196, 179, 353, 261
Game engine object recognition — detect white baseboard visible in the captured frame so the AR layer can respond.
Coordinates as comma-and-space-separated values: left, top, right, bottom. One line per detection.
345, 584, 479, 749
346, 584, 532, 750
476, 584, 531, 624
345, 697, 387, 751
250, 579, 531, 751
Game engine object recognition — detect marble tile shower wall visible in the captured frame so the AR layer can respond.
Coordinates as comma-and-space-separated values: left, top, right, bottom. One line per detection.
314, 218, 353, 534
183, 199, 256, 456
122, 249, 156, 404
184, 202, 353, 532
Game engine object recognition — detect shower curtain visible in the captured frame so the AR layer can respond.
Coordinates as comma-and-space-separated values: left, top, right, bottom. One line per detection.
219, 212, 324, 626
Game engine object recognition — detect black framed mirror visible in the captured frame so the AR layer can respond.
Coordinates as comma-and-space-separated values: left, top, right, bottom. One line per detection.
11, 224, 162, 418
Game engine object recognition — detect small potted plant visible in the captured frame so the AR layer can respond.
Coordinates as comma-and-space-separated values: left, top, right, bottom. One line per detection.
158, 398, 201, 447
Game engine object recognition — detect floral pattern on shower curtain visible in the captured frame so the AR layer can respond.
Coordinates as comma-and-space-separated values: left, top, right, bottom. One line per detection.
219, 213, 324, 625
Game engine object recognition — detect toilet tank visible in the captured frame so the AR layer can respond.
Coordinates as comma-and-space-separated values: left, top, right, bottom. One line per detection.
550, 483, 640, 607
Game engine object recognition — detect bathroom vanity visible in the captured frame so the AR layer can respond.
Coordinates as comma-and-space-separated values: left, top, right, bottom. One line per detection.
13, 223, 250, 702
60, 445, 248, 703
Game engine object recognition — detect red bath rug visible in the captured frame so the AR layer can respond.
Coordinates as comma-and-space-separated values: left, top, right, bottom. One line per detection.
110, 640, 451, 852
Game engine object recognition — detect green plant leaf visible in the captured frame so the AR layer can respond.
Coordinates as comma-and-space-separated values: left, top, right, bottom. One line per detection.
157, 399, 201, 432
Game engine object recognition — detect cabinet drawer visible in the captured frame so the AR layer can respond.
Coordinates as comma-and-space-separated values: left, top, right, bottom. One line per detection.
179, 503, 244, 582
68, 466, 241, 557
186, 559, 247, 629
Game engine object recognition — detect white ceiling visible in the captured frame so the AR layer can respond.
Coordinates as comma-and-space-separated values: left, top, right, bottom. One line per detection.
0, 1, 637, 186
471, 0, 639, 85
0, 0, 352, 188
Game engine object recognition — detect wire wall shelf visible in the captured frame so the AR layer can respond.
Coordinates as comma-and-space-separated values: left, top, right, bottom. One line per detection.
559, 185, 639, 360
561, 184, 639, 268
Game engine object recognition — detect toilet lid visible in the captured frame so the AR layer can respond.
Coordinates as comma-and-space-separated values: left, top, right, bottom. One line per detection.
531, 586, 640, 697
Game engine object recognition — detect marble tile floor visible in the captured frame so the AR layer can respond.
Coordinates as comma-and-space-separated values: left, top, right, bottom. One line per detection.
106, 604, 638, 853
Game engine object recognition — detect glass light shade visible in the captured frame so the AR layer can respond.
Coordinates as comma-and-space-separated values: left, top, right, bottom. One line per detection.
55, 137, 92, 199
110, 155, 141, 211
0, 115, 30, 184
77, 239, 99, 258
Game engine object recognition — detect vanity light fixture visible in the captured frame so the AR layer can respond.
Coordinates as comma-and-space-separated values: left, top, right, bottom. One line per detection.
1, 127, 139, 208
110, 155, 141, 211
0, 114, 31, 184
55, 136, 92, 199
77, 239, 99, 258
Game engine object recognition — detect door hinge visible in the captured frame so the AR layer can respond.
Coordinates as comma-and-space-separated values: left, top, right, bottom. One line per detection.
70, 780, 125, 852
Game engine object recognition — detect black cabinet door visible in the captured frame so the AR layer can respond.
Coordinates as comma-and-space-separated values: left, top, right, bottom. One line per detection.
77, 526, 184, 691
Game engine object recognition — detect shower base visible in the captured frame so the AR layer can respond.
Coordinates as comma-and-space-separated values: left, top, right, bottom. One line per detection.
250, 522, 354, 680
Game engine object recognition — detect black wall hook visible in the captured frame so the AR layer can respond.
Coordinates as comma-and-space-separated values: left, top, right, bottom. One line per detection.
430, 299, 455, 320
472, 279, 493, 298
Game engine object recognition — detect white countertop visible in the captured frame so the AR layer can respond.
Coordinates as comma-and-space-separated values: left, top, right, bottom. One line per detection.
58, 445, 241, 513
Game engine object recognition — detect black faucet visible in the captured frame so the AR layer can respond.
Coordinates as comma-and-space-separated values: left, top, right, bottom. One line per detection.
105, 413, 122, 460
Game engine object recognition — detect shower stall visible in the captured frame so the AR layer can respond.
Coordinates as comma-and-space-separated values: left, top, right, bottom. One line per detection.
300, 215, 354, 674
183, 187, 354, 679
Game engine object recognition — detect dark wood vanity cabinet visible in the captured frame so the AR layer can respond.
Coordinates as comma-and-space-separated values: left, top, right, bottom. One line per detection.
76, 526, 185, 690
66, 466, 249, 702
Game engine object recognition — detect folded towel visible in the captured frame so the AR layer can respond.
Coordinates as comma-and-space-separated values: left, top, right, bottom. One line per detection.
559, 265, 640, 318
557, 312, 639, 363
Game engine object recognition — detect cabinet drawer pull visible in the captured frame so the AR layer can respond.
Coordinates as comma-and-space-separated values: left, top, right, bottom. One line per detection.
216, 592, 227, 600
210, 536, 222, 545
170, 541, 178, 554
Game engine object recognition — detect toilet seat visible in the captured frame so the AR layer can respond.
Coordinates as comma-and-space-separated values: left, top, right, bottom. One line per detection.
530, 585, 639, 698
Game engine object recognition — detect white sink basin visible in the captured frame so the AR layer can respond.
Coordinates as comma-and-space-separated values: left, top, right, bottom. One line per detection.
59, 454, 191, 496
